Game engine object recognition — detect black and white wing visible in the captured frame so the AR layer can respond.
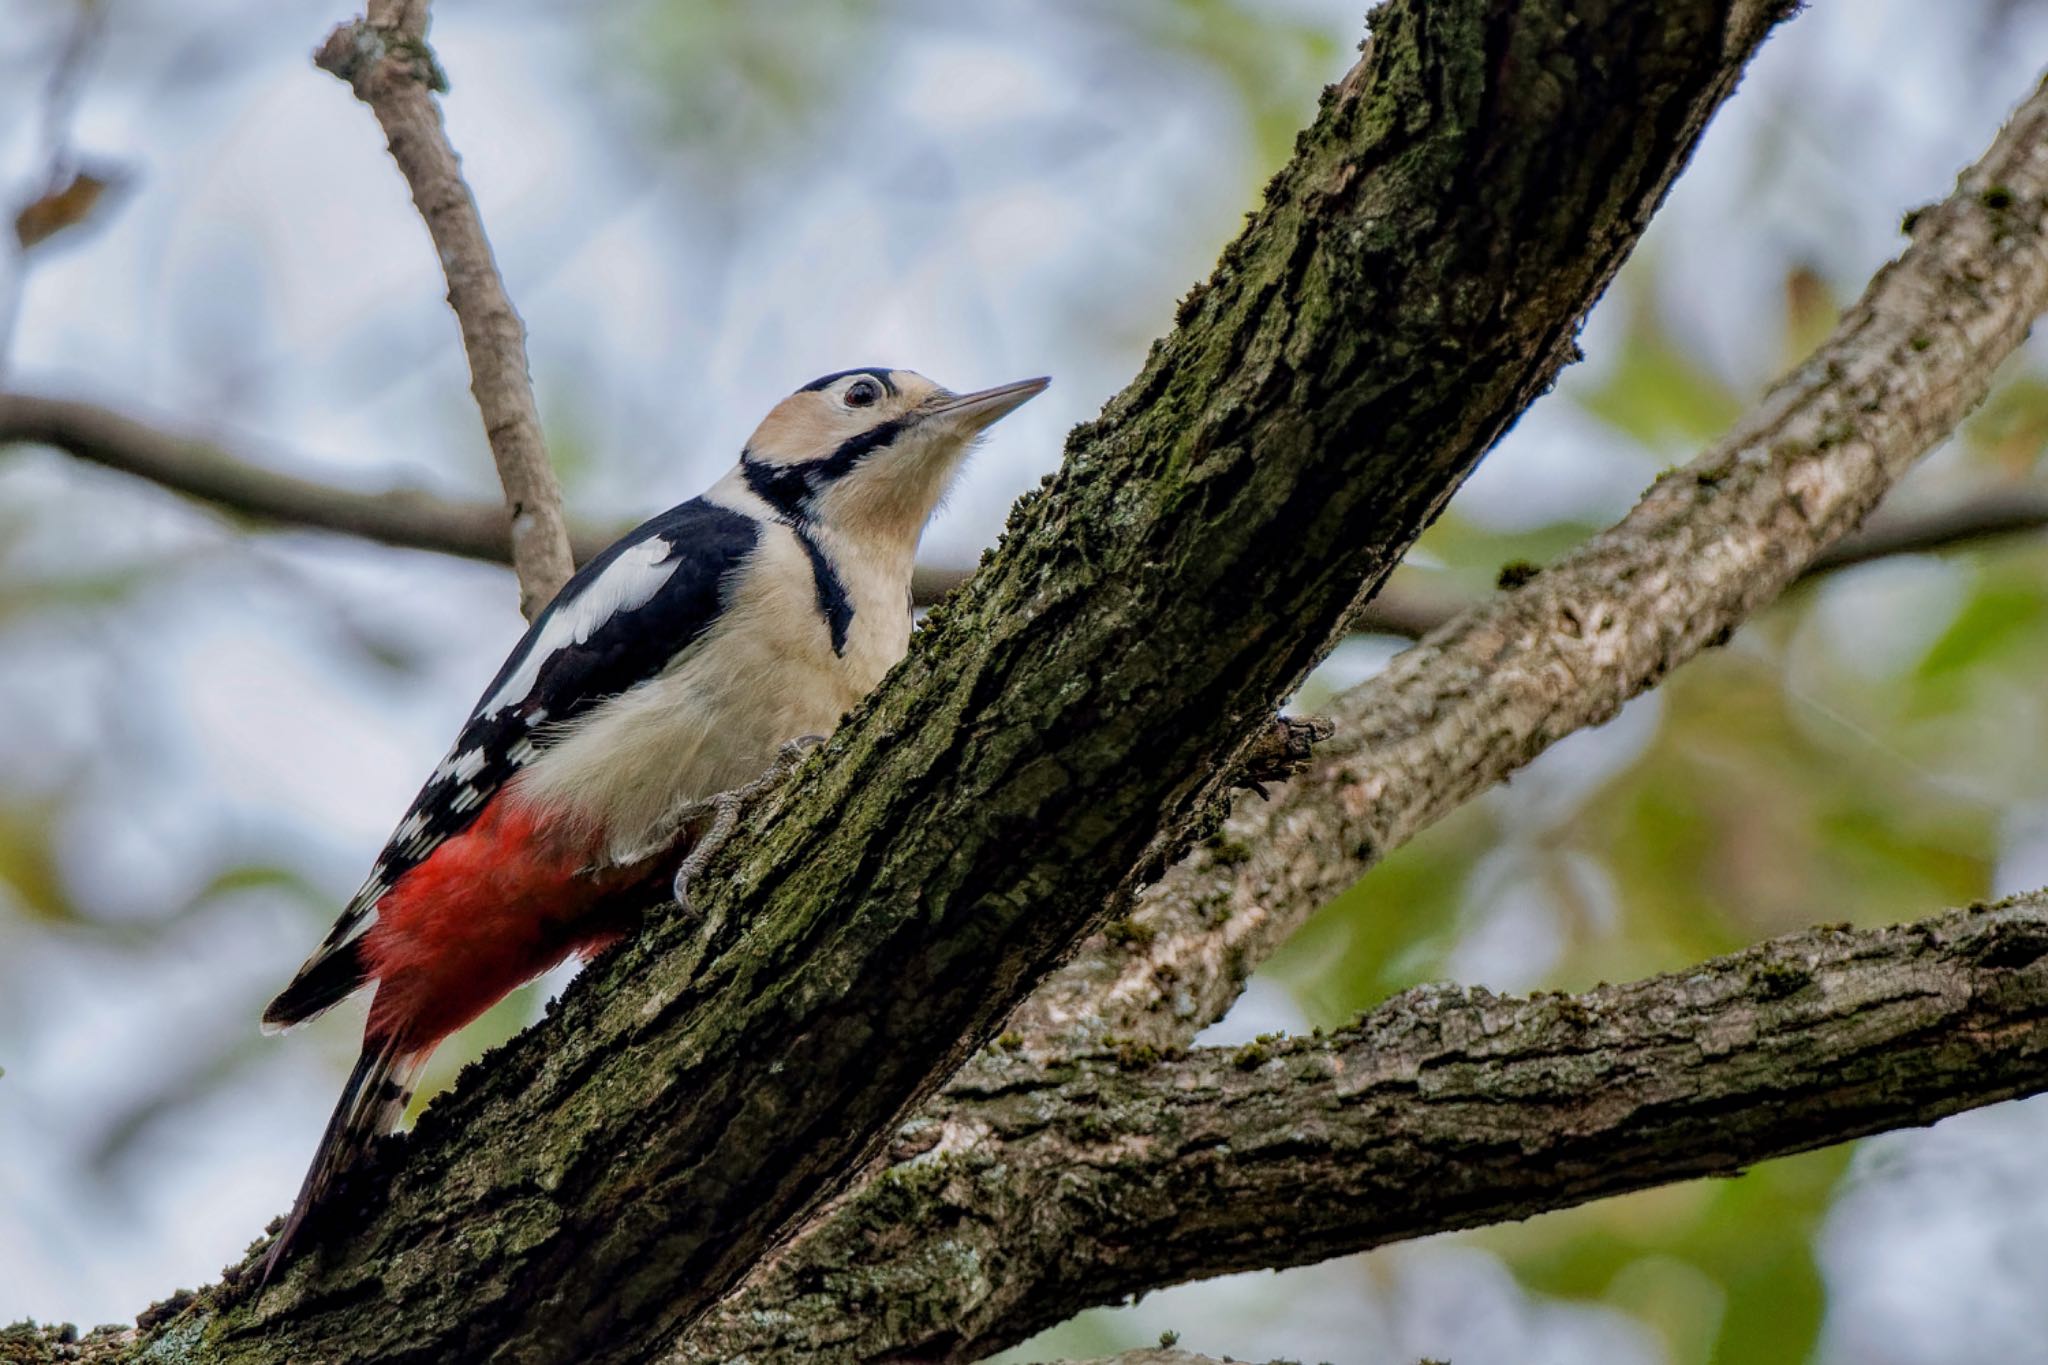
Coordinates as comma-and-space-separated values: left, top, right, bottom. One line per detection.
262, 498, 761, 1030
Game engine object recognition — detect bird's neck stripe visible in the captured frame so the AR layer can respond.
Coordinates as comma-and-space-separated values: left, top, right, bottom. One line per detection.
790, 522, 854, 656
740, 416, 910, 520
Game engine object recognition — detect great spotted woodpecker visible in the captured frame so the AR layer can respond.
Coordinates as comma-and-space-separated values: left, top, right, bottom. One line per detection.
258, 368, 1047, 1279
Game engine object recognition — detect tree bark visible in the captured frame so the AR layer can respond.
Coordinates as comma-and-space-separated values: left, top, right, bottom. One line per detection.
108, 2, 1795, 1361
34, 894, 2044, 1365
1012, 69, 2048, 1053
672, 895, 2048, 1363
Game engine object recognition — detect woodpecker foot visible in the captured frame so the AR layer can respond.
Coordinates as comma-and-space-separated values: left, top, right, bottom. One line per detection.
774, 733, 828, 772
671, 790, 741, 913
669, 734, 828, 911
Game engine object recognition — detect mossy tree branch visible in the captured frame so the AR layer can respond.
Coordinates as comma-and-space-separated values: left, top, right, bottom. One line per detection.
45, 898, 2048, 1365
674, 895, 2048, 1363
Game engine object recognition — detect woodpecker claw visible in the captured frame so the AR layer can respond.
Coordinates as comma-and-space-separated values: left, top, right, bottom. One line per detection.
780, 733, 827, 766
671, 789, 742, 912
670, 735, 826, 911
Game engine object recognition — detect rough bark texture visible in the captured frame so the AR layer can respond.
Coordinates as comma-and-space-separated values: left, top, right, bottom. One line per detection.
1012, 71, 2048, 1053
0, 1330, 1305, 1365
674, 896, 2048, 1363
109, 3, 1794, 1361
314, 0, 574, 621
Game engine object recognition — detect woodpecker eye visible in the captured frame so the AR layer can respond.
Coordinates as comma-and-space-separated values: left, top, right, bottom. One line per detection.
843, 377, 883, 408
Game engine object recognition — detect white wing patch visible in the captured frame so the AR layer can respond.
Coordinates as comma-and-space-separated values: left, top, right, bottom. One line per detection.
332, 880, 385, 940
482, 537, 680, 717
433, 746, 488, 784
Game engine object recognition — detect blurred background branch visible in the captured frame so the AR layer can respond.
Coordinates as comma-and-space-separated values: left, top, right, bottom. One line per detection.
2, 0, 113, 385
1049, 1354, 1301, 1365
0, 391, 610, 566
4, 391, 2043, 642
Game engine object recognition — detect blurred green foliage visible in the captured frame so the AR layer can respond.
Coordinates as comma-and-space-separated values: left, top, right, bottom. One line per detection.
594, 0, 886, 162
0, 795, 74, 926
1101, 0, 1345, 167
1574, 262, 1747, 455
593, 0, 1339, 185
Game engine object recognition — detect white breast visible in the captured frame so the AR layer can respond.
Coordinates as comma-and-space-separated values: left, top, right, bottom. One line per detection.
511, 515, 913, 865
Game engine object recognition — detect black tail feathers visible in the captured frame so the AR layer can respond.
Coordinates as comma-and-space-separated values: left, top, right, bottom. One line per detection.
259, 1041, 423, 1285
262, 938, 369, 1034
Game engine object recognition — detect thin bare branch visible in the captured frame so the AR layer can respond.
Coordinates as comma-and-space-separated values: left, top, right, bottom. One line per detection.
313, 1, 572, 620
1809, 484, 2048, 571
0, 391, 612, 564
3, 0, 112, 383
679, 893, 2048, 1362
1007, 70, 2048, 1053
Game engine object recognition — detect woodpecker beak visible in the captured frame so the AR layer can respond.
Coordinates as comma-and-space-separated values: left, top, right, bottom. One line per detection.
924, 376, 1050, 434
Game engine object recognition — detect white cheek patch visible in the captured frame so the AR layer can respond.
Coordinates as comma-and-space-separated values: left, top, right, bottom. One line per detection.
483, 537, 680, 717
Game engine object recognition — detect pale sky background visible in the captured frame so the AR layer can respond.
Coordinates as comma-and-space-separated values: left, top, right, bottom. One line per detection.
3, 1, 2047, 1360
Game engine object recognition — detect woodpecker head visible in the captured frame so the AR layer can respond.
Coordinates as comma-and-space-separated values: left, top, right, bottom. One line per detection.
739, 368, 1048, 548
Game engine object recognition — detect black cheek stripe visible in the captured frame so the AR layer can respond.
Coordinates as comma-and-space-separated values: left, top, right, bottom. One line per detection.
741, 451, 812, 521
741, 415, 909, 521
